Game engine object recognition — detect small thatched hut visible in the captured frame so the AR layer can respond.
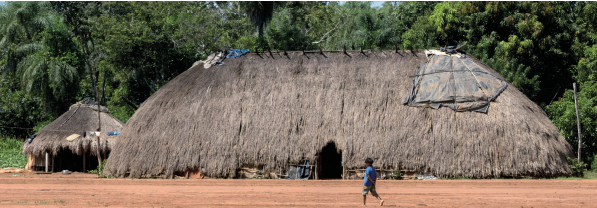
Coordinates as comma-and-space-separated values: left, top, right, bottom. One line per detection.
105, 50, 573, 179
22, 99, 124, 172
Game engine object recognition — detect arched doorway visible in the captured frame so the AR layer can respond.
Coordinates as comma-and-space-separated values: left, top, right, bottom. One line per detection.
319, 142, 343, 179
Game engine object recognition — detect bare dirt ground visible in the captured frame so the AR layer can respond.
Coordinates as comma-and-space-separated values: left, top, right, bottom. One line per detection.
0, 173, 596, 207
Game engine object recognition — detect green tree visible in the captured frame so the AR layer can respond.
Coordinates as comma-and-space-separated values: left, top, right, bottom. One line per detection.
94, 2, 218, 121
237, 1, 276, 40
547, 81, 597, 164
0, 82, 44, 138
18, 19, 84, 114
0, 2, 83, 116
575, 2, 597, 84
50, 1, 105, 98
0, 2, 53, 76
400, 2, 441, 50
415, 2, 582, 104
312, 2, 384, 50
264, 2, 328, 50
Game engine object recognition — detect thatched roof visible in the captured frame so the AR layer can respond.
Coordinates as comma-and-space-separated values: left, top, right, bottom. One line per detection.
105, 50, 573, 178
22, 102, 124, 156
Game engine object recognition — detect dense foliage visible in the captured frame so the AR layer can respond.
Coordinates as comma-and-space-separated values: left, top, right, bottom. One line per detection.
0, 1, 596, 169
0, 136, 27, 168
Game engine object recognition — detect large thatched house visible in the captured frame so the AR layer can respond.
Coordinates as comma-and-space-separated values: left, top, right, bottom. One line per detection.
22, 99, 124, 172
105, 50, 573, 179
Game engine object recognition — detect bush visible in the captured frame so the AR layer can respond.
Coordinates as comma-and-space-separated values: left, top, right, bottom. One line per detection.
0, 89, 45, 138
392, 171, 403, 180
88, 159, 112, 178
567, 156, 587, 177
592, 154, 597, 171
0, 136, 27, 168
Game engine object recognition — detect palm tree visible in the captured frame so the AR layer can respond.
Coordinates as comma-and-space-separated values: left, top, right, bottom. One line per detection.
0, 2, 53, 75
0, 2, 82, 114
237, 2, 276, 39
19, 20, 82, 110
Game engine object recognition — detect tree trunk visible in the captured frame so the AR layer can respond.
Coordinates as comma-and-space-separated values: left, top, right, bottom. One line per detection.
100, 71, 108, 105
82, 35, 96, 91
95, 71, 102, 166
258, 24, 264, 39
573, 83, 582, 163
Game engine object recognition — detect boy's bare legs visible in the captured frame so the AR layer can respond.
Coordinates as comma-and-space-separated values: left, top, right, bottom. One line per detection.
376, 195, 384, 206
363, 195, 366, 206
364, 194, 384, 206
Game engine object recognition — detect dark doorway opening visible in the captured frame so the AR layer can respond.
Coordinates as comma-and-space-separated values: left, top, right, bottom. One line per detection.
319, 142, 342, 179
54, 151, 103, 172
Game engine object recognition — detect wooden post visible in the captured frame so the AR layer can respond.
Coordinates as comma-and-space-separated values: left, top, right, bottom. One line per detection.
315, 156, 318, 180
343, 166, 346, 180
26, 153, 32, 170
45, 152, 49, 173
295, 163, 299, 179
95, 79, 103, 166
83, 149, 86, 172
573, 83, 583, 163
52, 156, 55, 172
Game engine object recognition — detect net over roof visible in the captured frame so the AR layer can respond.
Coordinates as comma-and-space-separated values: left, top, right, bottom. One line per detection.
403, 50, 508, 113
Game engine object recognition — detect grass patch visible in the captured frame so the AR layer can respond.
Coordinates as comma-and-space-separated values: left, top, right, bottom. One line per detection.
32, 199, 66, 205
35, 200, 51, 204
555, 170, 597, 179
584, 171, 597, 179
88, 159, 117, 178
0, 136, 27, 168
53, 199, 66, 205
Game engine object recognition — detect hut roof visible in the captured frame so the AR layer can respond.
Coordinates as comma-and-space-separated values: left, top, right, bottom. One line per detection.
22, 102, 124, 156
105, 50, 573, 178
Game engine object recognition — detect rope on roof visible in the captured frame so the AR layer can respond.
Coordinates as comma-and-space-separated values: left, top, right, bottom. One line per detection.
56, 104, 81, 131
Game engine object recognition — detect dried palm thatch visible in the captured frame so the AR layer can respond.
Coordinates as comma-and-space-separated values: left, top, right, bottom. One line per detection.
105, 50, 573, 178
22, 103, 124, 157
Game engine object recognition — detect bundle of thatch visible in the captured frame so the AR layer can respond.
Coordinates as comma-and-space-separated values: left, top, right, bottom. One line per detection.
105, 50, 573, 178
22, 100, 124, 157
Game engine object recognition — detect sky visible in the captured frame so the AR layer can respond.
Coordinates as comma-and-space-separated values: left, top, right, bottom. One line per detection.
370, 1, 386, 7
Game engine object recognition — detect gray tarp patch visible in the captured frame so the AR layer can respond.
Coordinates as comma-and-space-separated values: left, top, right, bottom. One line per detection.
403, 54, 507, 113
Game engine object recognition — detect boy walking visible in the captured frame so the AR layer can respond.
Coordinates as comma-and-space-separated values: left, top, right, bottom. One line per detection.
363, 158, 383, 206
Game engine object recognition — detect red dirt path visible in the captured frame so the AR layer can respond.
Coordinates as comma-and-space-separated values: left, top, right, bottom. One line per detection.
0, 173, 596, 207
